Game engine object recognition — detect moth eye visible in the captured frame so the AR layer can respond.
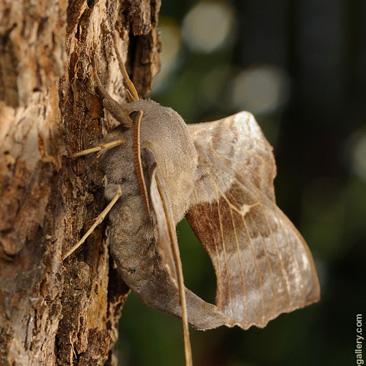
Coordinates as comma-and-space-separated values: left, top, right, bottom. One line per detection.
129, 111, 139, 121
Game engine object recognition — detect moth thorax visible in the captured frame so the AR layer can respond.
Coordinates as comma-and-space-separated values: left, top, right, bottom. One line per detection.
126, 99, 198, 223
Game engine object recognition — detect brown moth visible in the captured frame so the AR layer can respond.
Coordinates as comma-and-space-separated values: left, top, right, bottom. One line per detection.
64, 34, 320, 366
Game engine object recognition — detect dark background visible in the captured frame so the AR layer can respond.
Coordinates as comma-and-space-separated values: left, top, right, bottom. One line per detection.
117, 1, 366, 365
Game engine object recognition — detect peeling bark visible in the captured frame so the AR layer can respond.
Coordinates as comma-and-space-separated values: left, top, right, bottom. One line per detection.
0, 0, 161, 364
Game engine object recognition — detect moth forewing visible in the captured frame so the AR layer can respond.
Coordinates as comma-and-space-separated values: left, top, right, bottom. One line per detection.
185, 112, 320, 329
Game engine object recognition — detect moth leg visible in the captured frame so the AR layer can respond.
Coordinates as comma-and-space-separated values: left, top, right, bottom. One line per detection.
93, 58, 133, 128
62, 186, 122, 260
112, 31, 139, 102
73, 138, 126, 158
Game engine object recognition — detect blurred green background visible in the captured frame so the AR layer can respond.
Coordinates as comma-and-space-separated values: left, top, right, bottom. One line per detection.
117, 1, 366, 365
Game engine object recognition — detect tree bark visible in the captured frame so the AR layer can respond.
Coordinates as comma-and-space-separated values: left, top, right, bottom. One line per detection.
0, 0, 161, 364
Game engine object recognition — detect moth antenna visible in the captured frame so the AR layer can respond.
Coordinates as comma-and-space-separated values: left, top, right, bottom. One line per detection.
155, 174, 193, 366
62, 186, 122, 260
112, 31, 140, 101
133, 110, 152, 217
73, 138, 126, 158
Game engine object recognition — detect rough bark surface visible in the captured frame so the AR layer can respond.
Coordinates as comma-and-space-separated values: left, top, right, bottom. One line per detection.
0, 0, 161, 365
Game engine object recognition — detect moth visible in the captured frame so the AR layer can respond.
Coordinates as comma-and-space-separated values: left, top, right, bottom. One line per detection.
64, 34, 320, 366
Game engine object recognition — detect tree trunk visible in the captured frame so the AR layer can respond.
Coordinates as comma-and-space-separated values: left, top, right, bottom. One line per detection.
0, 0, 161, 364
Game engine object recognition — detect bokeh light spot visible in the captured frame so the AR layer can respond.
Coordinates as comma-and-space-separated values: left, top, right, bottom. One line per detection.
229, 64, 290, 116
182, 1, 234, 53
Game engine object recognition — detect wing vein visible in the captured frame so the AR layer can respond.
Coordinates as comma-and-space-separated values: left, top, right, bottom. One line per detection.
215, 179, 234, 318
229, 200, 247, 324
